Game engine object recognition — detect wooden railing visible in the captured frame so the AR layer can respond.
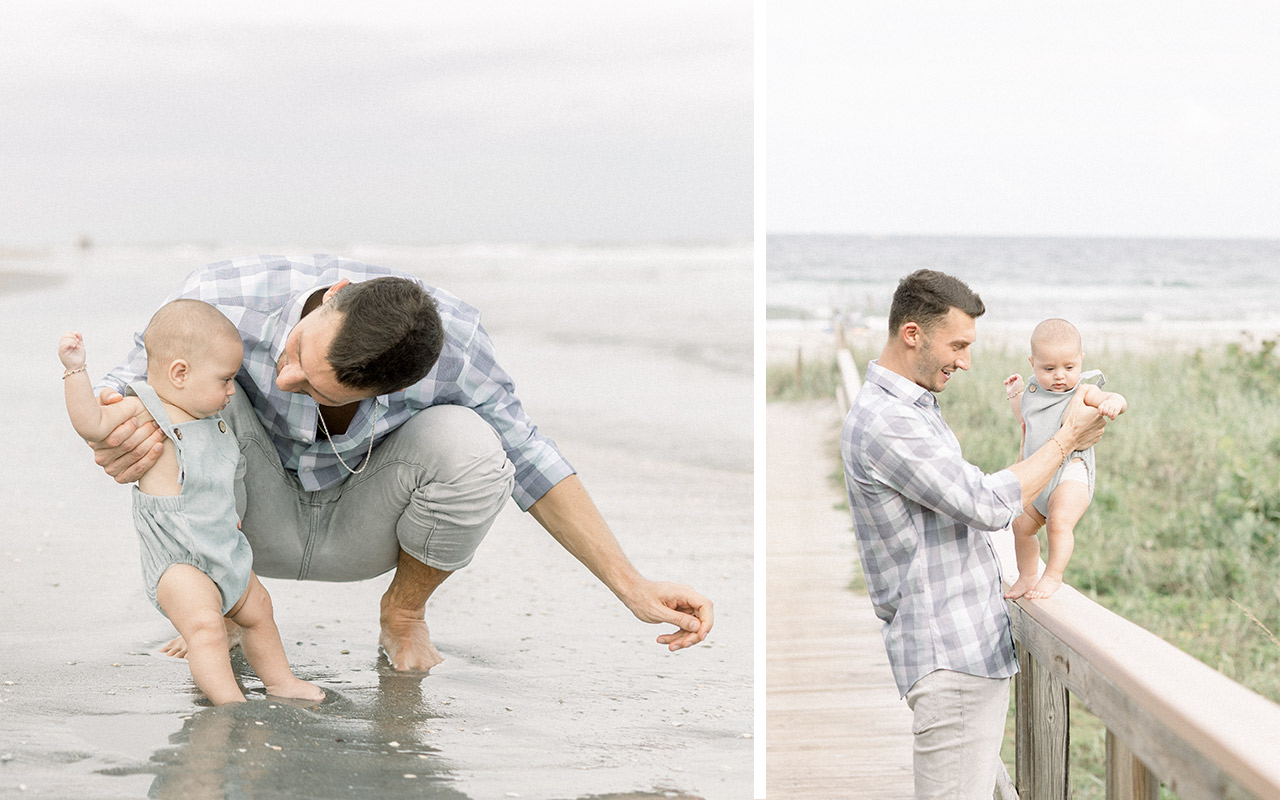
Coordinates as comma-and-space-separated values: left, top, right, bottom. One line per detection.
833, 345, 1280, 799
995, 541, 1280, 800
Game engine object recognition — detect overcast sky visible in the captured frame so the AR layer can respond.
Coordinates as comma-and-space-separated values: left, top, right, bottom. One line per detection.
0, 1, 751, 246
768, 1, 1280, 238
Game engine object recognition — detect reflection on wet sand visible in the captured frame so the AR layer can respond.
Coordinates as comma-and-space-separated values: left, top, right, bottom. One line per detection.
106, 663, 469, 799
103, 658, 709, 800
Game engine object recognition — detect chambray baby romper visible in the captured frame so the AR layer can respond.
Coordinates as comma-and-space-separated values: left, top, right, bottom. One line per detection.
127, 381, 251, 616
1021, 370, 1106, 518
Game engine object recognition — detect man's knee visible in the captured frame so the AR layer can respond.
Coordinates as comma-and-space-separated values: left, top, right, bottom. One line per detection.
388, 405, 515, 571
390, 405, 515, 500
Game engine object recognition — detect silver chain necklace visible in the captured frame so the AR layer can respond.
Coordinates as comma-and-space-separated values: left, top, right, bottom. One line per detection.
316, 401, 379, 474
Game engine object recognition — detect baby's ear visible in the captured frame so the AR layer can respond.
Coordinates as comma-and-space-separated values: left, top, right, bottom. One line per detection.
168, 359, 190, 387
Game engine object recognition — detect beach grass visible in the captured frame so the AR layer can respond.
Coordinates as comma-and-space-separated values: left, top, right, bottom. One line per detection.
765, 356, 841, 402
846, 340, 1280, 797
929, 341, 1280, 700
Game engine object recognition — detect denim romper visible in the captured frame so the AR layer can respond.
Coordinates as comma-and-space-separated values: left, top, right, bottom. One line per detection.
128, 381, 251, 616
1021, 370, 1105, 517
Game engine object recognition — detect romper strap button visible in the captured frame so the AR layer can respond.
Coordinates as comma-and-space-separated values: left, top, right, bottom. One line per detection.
173, 428, 183, 440
219, 420, 228, 433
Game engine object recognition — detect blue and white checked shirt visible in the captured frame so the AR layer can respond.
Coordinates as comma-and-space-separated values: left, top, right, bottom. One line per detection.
100, 254, 575, 510
842, 360, 1021, 696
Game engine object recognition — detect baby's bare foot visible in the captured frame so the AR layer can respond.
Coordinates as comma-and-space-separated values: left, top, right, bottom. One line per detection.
1025, 574, 1063, 599
265, 679, 325, 703
1004, 575, 1038, 599
160, 619, 242, 659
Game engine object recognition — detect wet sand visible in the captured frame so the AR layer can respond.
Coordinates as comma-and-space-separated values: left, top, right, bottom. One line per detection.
0, 243, 752, 799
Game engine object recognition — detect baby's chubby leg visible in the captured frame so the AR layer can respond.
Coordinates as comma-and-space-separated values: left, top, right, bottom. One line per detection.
226, 572, 324, 702
156, 565, 247, 705
159, 619, 240, 659
1004, 509, 1046, 599
1027, 472, 1091, 600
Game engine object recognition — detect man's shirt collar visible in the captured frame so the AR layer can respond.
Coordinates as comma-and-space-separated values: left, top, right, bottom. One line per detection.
268, 285, 325, 365
865, 359, 938, 411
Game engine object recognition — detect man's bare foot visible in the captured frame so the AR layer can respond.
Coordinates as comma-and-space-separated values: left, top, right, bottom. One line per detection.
1025, 574, 1063, 599
264, 678, 325, 703
378, 599, 444, 672
160, 619, 243, 658
1004, 575, 1038, 599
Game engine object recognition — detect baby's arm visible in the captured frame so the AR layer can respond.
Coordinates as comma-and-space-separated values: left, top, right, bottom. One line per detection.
1079, 382, 1127, 420
1004, 374, 1026, 426
59, 332, 146, 441
1003, 373, 1028, 458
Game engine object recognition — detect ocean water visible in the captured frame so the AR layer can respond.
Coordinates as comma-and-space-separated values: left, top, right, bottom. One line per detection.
767, 234, 1280, 327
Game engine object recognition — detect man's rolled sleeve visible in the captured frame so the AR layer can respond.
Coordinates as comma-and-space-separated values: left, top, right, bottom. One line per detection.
442, 322, 575, 511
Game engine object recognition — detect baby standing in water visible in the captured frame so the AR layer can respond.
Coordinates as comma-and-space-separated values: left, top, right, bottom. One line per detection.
59, 299, 323, 705
1003, 318, 1127, 599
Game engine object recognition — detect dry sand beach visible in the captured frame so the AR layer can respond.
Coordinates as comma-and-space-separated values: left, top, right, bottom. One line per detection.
0, 243, 752, 799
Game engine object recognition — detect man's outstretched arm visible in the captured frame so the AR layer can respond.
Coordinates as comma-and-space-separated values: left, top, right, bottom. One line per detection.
528, 474, 713, 651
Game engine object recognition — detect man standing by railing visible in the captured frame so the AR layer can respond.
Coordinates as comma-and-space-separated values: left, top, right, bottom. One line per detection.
842, 269, 1107, 799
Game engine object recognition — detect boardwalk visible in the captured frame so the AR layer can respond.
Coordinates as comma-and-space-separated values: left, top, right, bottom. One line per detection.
765, 400, 913, 798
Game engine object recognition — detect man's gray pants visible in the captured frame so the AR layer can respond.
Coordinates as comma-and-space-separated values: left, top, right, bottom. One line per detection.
222, 388, 515, 582
905, 669, 1011, 800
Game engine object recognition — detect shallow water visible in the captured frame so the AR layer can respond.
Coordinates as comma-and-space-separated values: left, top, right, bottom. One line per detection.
0, 242, 752, 799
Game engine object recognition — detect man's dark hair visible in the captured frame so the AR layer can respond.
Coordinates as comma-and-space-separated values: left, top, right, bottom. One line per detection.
887, 269, 985, 336
325, 277, 444, 395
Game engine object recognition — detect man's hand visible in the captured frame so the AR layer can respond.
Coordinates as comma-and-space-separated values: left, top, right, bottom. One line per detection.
528, 475, 715, 652
1059, 390, 1107, 451
621, 578, 714, 651
89, 389, 164, 483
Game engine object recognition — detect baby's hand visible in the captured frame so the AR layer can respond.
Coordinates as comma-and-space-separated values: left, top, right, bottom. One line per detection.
1004, 373, 1024, 398
1098, 394, 1127, 420
59, 331, 86, 370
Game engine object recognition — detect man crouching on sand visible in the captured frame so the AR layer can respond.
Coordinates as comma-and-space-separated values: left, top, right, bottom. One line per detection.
86, 254, 713, 671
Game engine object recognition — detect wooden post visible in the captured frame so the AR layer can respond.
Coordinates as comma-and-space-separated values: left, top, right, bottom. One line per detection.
1016, 649, 1070, 799
1106, 730, 1159, 800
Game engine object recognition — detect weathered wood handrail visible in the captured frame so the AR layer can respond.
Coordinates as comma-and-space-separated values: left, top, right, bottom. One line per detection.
834, 343, 1280, 799
835, 347, 861, 415
993, 534, 1280, 800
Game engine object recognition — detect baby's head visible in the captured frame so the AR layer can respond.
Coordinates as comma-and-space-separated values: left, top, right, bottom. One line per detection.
144, 299, 244, 418
1028, 318, 1085, 393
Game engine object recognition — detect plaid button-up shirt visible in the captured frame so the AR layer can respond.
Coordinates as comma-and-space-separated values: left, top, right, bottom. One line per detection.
842, 359, 1021, 696
100, 254, 574, 510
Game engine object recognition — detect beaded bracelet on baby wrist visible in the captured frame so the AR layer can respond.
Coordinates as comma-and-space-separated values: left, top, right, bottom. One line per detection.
1006, 389, 1023, 401
62, 365, 87, 380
